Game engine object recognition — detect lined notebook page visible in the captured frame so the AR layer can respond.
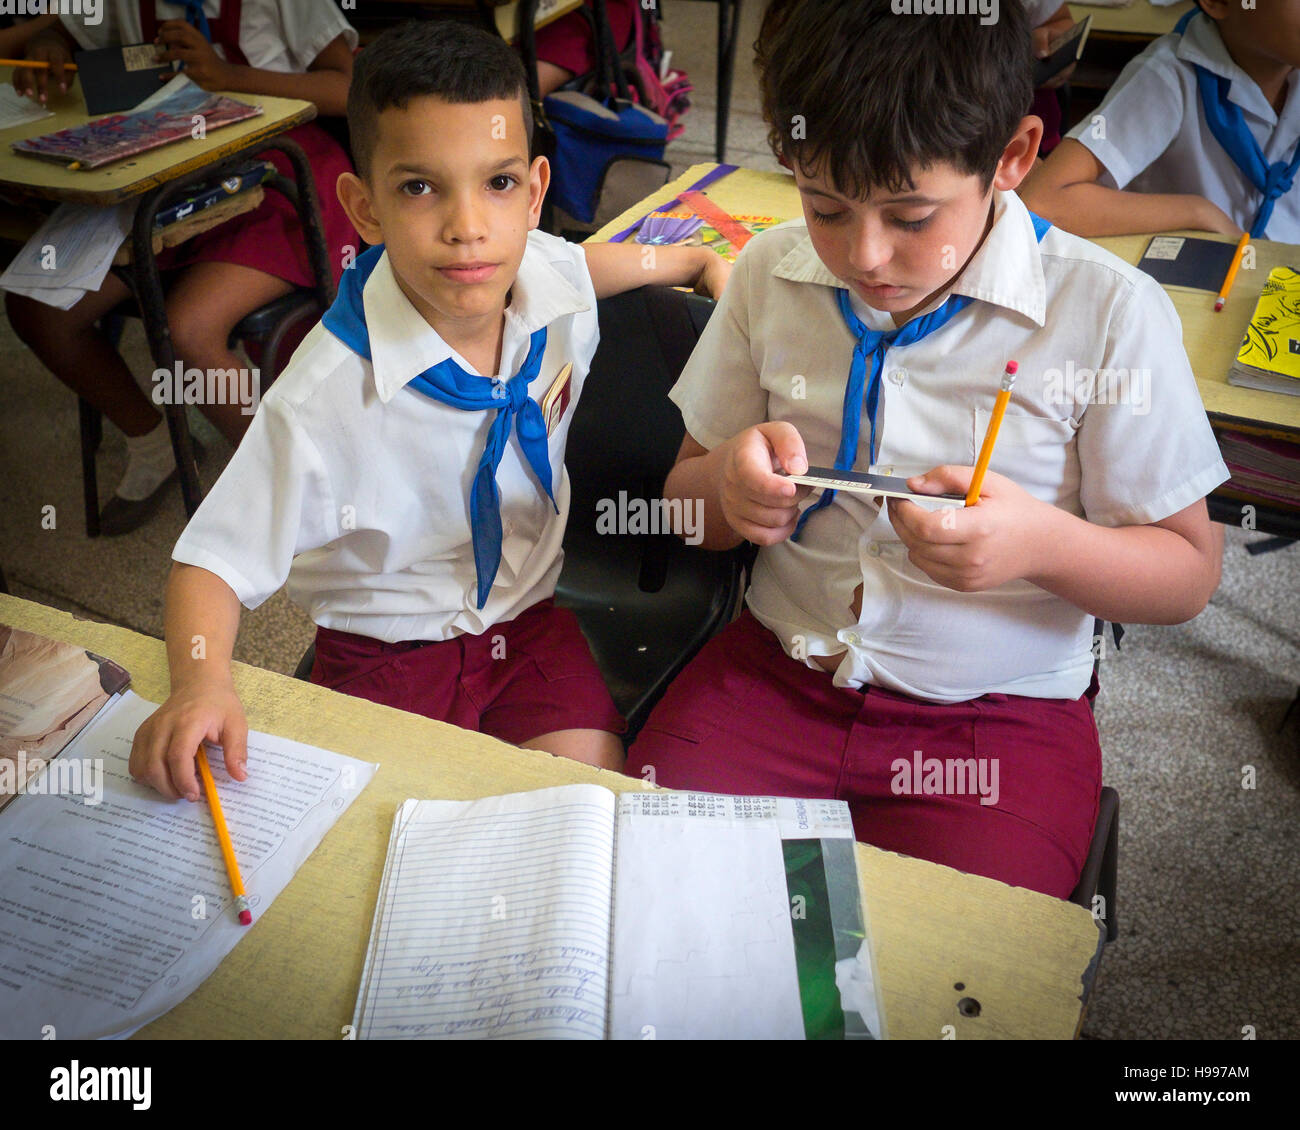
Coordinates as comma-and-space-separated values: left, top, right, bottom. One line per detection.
353, 784, 616, 1039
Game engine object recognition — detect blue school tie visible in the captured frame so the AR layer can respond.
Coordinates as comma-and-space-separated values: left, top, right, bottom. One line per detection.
792, 212, 1052, 540
180, 0, 213, 43
1175, 8, 1300, 238
322, 245, 556, 610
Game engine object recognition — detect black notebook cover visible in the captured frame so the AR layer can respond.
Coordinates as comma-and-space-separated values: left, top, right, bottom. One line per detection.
1138, 235, 1240, 291
75, 43, 175, 115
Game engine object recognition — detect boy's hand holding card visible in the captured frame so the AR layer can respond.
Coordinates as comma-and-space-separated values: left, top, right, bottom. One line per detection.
887, 466, 1054, 593
720, 422, 813, 545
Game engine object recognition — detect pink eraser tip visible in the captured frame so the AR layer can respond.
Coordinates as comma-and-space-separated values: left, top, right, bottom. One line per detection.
1214, 299, 1225, 311
239, 910, 252, 926
1004, 360, 1018, 374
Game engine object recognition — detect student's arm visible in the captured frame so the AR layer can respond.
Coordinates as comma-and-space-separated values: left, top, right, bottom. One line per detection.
583, 241, 731, 301
1020, 138, 1241, 237
887, 468, 1222, 624
154, 23, 353, 116
129, 563, 249, 802
11, 18, 76, 102
664, 426, 813, 551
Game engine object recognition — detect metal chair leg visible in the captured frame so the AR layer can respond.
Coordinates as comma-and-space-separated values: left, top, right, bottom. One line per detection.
78, 397, 102, 538
715, 0, 742, 163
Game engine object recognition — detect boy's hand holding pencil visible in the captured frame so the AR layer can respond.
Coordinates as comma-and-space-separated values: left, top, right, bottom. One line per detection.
10, 27, 74, 103
130, 677, 249, 803
888, 466, 1053, 593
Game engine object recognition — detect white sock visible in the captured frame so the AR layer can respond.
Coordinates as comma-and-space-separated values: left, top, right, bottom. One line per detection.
116, 421, 177, 501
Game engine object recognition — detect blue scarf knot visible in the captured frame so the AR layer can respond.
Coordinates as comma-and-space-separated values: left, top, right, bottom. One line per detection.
323, 244, 556, 610
792, 210, 1052, 541
1176, 7, 1300, 238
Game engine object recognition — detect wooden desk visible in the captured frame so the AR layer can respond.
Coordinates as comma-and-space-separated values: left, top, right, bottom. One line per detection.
0, 86, 316, 206
1068, 1, 1191, 41
0, 84, 333, 522
1096, 231, 1300, 532
0, 593, 1102, 1039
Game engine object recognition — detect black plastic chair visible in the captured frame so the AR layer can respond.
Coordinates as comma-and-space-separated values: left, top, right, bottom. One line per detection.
555, 285, 748, 739
1069, 785, 1119, 944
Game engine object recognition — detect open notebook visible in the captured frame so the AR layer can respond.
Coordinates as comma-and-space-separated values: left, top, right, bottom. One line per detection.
353, 784, 884, 1040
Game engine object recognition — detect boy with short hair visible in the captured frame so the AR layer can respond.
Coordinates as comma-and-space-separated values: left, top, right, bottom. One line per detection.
130, 20, 729, 798
1021, 0, 1300, 239
627, 0, 1228, 898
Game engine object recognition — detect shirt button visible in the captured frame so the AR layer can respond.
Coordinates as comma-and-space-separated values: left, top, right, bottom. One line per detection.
504, 521, 515, 537
866, 541, 882, 557
879, 465, 894, 476
843, 631, 861, 646
889, 368, 906, 386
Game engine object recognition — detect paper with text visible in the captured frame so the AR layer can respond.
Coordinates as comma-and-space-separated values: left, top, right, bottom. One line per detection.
353, 785, 615, 1039
0, 690, 376, 1039
609, 793, 864, 1040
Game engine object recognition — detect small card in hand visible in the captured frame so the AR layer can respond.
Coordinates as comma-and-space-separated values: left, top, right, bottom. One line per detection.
780, 466, 966, 507
75, 43, 175, 115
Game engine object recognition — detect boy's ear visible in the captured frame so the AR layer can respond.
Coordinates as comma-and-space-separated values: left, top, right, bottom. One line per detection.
336, 171, 384, 247
992, 115, 1045, 193
527, 155, 550, 231
1198, 0, 1230, 20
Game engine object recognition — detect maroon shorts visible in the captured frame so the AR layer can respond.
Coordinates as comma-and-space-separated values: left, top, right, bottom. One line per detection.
627, 610, 1102, 898
534, 0, 635, 77
309, 599, 625, 745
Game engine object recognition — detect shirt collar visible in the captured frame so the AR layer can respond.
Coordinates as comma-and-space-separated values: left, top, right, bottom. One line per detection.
363, 238, 590, 403
1175, 11, 1288, 124
770, 188, 1047, 330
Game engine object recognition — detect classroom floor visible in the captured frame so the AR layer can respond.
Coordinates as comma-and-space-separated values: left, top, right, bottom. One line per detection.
1, 2, 1297, 1040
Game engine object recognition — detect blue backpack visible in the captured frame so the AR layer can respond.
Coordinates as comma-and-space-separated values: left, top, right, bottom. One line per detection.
523, 0, 671, 225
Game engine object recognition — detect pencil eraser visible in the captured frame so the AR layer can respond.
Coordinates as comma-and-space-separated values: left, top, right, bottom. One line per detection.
239, 910, 253, 926
1214, 298, 1225, 312
1004, 360, 1018, 375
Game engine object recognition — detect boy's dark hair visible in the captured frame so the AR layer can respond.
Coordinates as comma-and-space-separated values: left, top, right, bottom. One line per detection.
348, 20, 534, 179
756, 0, 1034, 197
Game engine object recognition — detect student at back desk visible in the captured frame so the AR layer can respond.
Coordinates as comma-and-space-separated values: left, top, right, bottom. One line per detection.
5, 1, 359, 535
1022, 0, 1300, 239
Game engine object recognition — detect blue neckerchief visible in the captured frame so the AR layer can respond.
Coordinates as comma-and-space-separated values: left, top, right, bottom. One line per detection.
1175, 7, 1300, 238
322, 244, 556, 610
181, 0, 213, 43
792, 210, 1052, 540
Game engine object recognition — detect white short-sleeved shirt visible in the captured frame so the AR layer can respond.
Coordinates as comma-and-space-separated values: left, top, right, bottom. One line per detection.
1066, 12, 1300, 242
61, 0, 357, 73
171, 230, 599, 644
671, 190, 1229, 703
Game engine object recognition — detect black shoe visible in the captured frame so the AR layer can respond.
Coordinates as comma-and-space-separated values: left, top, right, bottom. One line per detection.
99, 469, 179, 536
98, 438, 204, 537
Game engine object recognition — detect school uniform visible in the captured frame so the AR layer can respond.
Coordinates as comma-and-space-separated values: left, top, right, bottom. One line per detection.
172, 231, 624, 743
1065, 9, 1300, 241
627, 190, 1228, 897
62, 0, 359, 287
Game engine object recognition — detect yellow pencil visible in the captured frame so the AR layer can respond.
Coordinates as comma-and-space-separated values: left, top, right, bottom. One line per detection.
195, 744, 252, 926
0, 58, 79, 70
1215, 232, 1251, 312
966, 360, 1018, 507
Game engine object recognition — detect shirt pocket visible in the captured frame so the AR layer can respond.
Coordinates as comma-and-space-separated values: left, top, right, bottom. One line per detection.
971, 409, 1079, 508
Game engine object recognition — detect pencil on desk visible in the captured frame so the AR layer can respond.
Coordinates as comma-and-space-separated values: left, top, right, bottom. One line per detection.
196, 743, 253, 926
966, 360, 1018, 507
1215, 232, 1251, 312
0, 58, 78, 70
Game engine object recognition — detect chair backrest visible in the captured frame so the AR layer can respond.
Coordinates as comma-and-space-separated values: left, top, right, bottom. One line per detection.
557, 284, 747, 735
